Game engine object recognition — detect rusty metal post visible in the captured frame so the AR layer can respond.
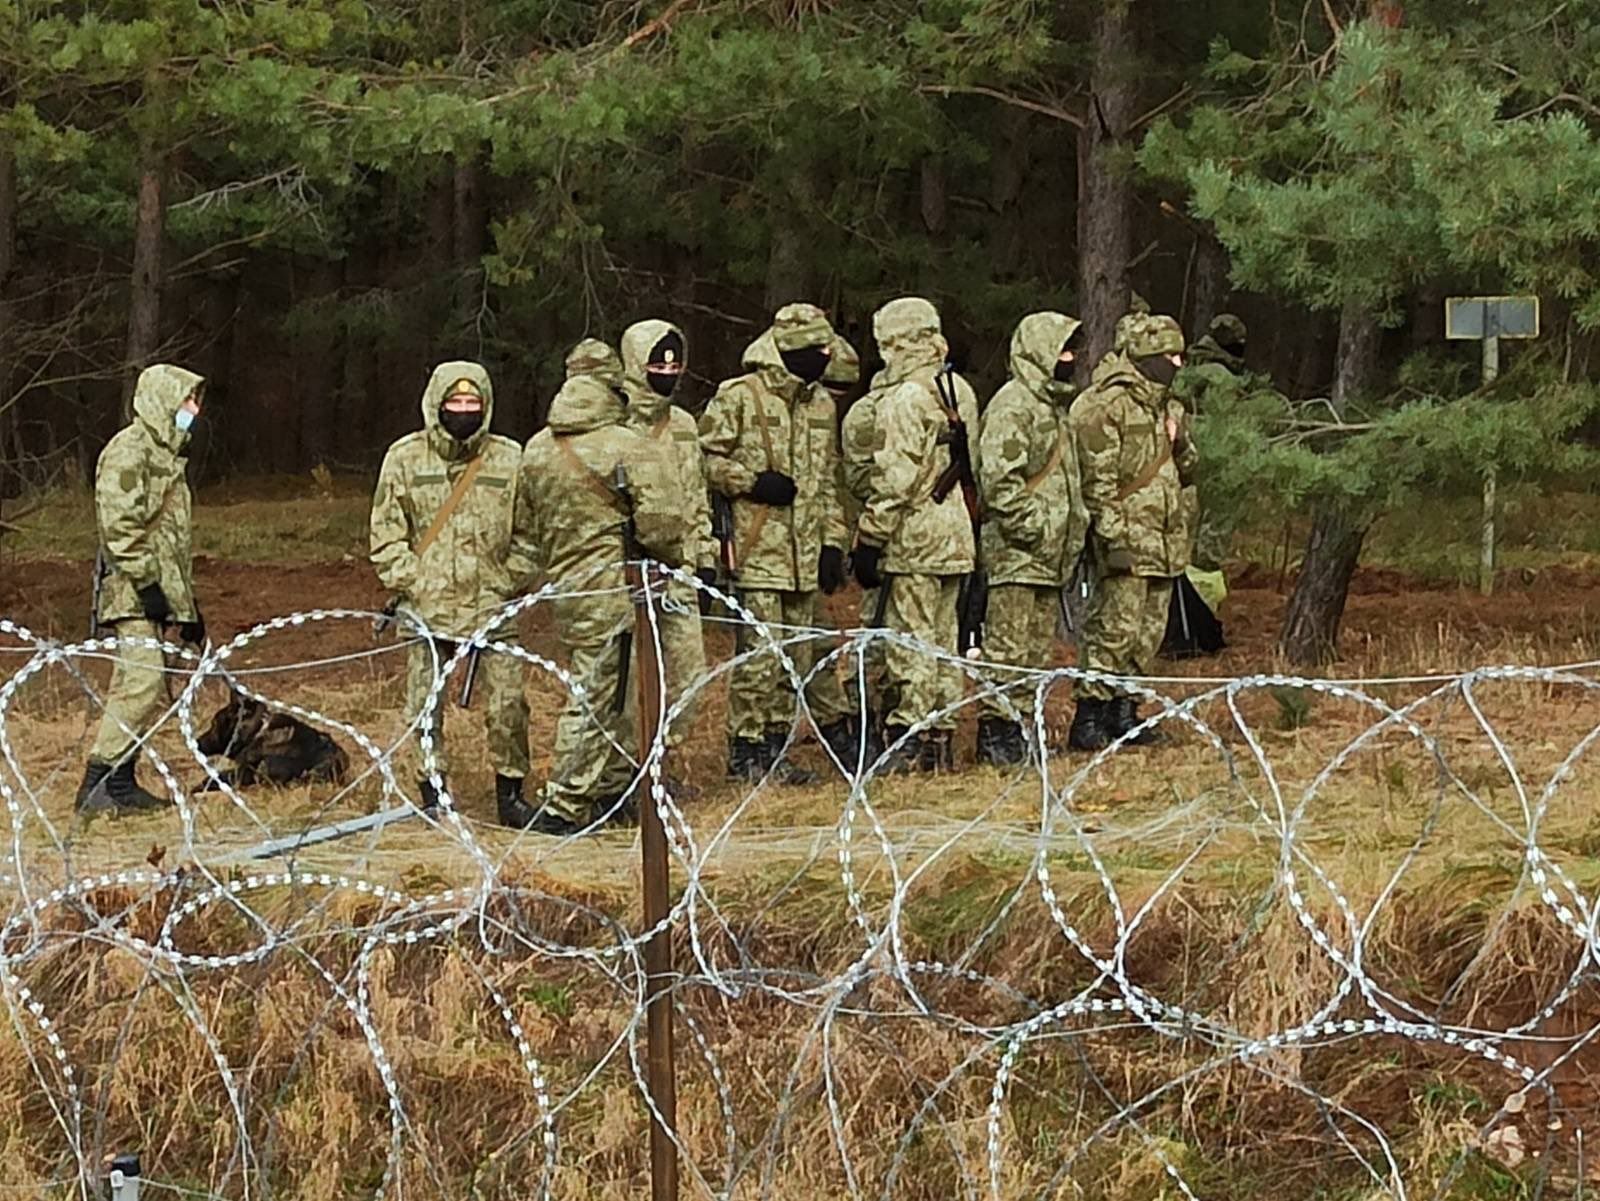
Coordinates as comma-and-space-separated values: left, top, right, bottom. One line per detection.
630, 563, 678, 1201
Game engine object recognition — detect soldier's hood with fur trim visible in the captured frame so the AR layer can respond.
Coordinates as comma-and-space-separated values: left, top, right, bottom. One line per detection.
421, 360, 495, 460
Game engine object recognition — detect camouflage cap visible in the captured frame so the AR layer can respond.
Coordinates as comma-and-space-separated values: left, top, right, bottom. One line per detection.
565, 337, 623, 383
1128, 290, 1151, 315
771, 303, 835, 352
1208, 312, 1247, 346
823, 335, 861, 386
872, 296, 942, 346
1121, 313, 1185, 358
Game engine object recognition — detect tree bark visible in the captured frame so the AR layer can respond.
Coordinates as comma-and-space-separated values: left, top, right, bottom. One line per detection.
764, 162, 815, 313
1189, 234, 1229, 337
452, 154, 488, 346
1076, 0, 1139, 368
0, 136, 14, 515
124, 155, 166, 418
1278, 303, 1383, 665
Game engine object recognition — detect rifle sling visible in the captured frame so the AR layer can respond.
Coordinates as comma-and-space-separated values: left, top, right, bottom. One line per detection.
1024, 431, 1066, 494
554, 436, 628, 518
1114, 444, 1172, 504
416, 453, 487, 557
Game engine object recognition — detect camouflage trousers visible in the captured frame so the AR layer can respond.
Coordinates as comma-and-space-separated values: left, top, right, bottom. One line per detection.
1183, 483, 1234, 571
656, 580, 707, 749
728, 589, 856, 742
539, 623, 637, 825
405, 639, 531, 781
978, 584, 1058, 720
1077, 574, 1173, 702
881, 574, 963, 732
90, 619, 169, 765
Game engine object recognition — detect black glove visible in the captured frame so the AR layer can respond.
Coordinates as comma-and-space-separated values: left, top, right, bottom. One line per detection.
137, 582, 171, 624
818, 546, 847, 595
179, 608, 206, 646
851, 543, 884, 590
696, 566, 718, 617
747, 470, 798, 507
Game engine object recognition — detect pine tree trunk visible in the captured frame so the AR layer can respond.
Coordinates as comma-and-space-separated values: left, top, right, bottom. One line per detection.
764, 163, 814, 313
124, 155, 166, 418
1189, 235, 1229, 336
452, 154, 488, 348
0, 135, 14, 515
1278, 303, 1382, 665
1076, 0, 1138, 367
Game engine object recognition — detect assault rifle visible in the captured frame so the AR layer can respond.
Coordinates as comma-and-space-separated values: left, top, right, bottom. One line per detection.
89, 546, 108, 639
612, 463, 638, 714
931, 367, 986, 656
711, 493, 737, 580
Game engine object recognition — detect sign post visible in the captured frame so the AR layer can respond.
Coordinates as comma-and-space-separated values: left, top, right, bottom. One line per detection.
1445, 296, 1539, 596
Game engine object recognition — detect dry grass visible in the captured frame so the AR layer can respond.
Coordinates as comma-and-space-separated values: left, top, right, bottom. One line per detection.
4, 479, 1600, 1197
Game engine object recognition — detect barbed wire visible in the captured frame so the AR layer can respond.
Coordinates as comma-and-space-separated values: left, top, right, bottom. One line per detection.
0, 563, 1595, 1199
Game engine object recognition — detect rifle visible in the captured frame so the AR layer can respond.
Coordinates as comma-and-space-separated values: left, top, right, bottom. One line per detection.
612, 463, 638, 714
89, 546, 108, 639
931, 367, 986, 656
372, 596, 400, 638
458, 644, 481, 709
711, 492, 737, 580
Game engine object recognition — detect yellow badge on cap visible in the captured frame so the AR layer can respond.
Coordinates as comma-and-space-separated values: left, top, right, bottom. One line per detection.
448, 378, 482, 399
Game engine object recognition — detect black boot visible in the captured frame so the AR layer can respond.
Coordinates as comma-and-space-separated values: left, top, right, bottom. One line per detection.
96, 758, 167, 813
418, 777, 443, 814
1110, 698, 1167, 746
879, 726, 933, 775
977, 718, 1027, 768
1067, 699, 1112, 753
764, 730, 818, 786
727, 736, 770, 782
74, 761, 112, 813
817, 716, 862, 766
526, 805, 589, 837
496, 774, 542, 829
930, 730, 955, 772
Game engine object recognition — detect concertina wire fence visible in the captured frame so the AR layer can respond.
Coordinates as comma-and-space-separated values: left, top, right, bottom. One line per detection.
0, 560, 1597, 1200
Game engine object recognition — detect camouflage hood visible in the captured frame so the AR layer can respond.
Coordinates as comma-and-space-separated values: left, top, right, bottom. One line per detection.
422, 360, 495, 461
132, 363, 206, 454
1008, 311, 1081, 407
620, 318, 685, 422
1188, 335, 1244, 374
548, 339, 626, 435
1092, 351, 1169, 412
872, 297, 947, 386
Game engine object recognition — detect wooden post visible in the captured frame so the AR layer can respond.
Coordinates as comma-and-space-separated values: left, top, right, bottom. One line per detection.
1479, 334, 1500, 597
630, 562, 678, 1201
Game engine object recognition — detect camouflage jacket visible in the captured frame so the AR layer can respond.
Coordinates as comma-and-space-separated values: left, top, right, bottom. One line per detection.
839, 368, 892, 532
95, 364, 205, 625
515, 341, 684, 643
369, 361, 526, 639
1070, 354, 1197, 578
854, 329, 979, 576
699, 327, 847, 592
978, 313, 1089, 589
620, 319, 717, 572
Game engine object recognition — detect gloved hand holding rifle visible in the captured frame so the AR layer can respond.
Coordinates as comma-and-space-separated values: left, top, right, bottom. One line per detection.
931, 367, 987, 658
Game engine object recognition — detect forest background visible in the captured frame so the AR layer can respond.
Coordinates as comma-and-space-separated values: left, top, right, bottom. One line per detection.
6, 0, 1600, 662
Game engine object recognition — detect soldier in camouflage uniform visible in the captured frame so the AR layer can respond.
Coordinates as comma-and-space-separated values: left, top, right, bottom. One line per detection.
1172, 314, 1248, 571
370, 361, 539, 828
975, 312, 1090, 767
77, 364, 208, 814
700, 303, 855, 783
851, 297, 980, 772
515, 340, 685, 832
619, 319, 715, 753
1068, 314, 1197, 751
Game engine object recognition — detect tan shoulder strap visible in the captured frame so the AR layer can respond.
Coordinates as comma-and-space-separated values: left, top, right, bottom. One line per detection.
1024, 431, 1066, 495
652, 410, 673, 439
415, 453, 486, 556
1114, 444, 1173, 503
555, 435, 627, 516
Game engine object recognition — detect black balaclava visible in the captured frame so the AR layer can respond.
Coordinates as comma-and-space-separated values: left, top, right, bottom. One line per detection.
1053, 326, 1086, 383
439, 406, 484, 441
1220, 338, 1247, 359
1133, 354, 1180, 388
646, 330, 686, 398
779, 344, 831, 385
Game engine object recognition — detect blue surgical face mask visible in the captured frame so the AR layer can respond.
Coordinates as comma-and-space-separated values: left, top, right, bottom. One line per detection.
174, 408, 196, 434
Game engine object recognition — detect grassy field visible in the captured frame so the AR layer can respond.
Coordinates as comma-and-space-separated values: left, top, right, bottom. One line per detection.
1, 476, 1599, 1198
